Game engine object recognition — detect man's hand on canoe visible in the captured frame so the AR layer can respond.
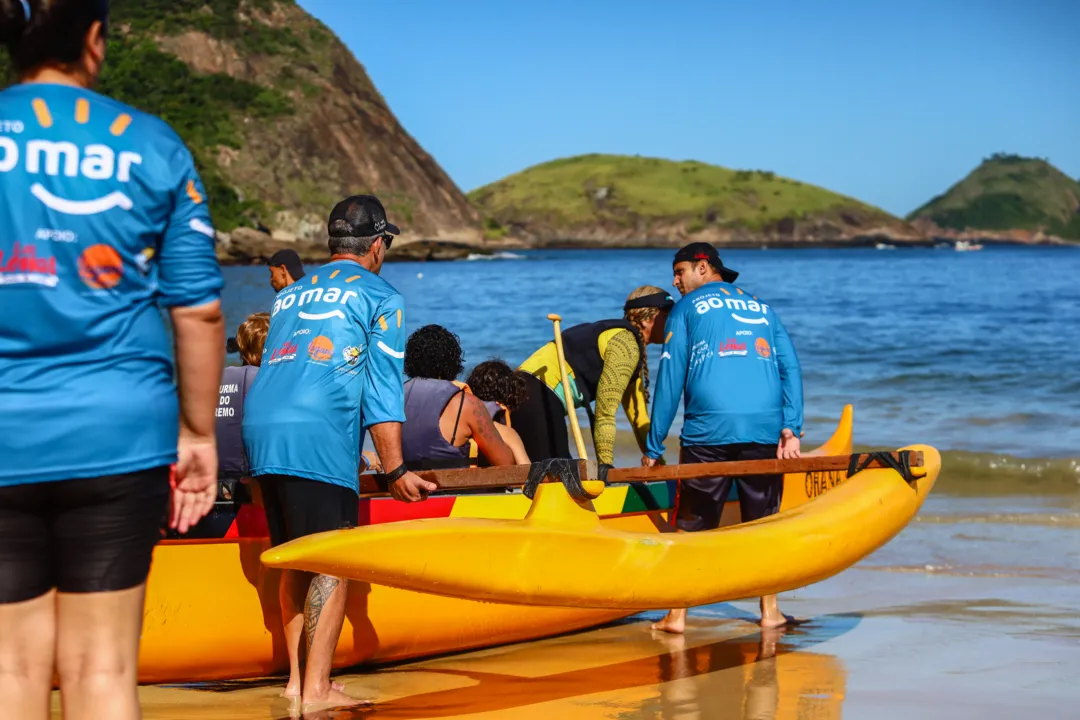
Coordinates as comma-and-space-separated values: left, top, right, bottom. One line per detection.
777, 429, 801, 460
390, 471, 437, 503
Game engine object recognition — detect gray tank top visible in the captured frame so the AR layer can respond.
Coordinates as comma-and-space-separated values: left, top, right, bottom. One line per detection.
215, 365, 259, 479
402, 378, 471, 470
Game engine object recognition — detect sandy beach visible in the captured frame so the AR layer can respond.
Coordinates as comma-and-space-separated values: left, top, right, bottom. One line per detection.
51, 485, 1080, 720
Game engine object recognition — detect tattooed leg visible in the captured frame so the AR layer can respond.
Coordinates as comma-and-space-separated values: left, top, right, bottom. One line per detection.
301, 575, 360, 707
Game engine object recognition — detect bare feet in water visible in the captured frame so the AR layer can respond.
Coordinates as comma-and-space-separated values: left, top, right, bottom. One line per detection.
651, 609, 687, 634
302, 686, 368, 711
282, 681, 346, 698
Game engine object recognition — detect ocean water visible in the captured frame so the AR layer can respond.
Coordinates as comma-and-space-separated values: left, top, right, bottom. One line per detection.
222, 245, 1080, 463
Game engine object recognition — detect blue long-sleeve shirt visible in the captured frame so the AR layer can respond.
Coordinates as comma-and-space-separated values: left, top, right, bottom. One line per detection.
645, 282, 803, 459
243, 260, 407, 493
0, 83, 223, 486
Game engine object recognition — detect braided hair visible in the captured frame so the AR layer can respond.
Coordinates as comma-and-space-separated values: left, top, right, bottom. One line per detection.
623, 285, 667, 406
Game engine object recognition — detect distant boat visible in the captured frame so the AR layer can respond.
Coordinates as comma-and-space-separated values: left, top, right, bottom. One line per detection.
875, 243, 896, 251
955, 240, 984, 252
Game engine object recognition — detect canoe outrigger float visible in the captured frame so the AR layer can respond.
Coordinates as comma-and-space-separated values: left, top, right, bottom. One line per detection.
139, 406, 936, 683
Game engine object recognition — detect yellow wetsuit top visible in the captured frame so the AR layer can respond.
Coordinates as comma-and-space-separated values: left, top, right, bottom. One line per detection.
519, 328, 650, 465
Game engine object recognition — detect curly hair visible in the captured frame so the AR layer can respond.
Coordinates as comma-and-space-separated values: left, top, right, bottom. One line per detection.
237, 312, 270, 367
404, 325, 464, 381
465, 359, 529, 412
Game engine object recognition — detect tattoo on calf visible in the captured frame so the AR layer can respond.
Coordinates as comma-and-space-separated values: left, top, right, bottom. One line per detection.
304, 575, 340, 651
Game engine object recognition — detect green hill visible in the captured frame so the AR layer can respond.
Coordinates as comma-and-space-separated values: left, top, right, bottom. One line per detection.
469, 154, 909, 245
909, 154, 1080, 240
0, 0, 481, 241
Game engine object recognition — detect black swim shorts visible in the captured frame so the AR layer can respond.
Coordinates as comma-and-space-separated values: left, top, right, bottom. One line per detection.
0, 466, 172, 605
676, 443, 783, 532
258, 475, 359, 548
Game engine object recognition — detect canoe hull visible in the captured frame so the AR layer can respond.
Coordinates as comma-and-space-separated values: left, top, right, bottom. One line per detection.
138, 406, 853, 683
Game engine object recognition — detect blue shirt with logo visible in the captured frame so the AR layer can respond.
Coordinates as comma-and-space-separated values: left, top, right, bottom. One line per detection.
0, 83, 223, 487
646, 282, 803, 458
242, 260, 407, 492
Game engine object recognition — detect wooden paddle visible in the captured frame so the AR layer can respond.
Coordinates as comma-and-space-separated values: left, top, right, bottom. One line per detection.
548, 313, 590, 461
359, 451, 924, 496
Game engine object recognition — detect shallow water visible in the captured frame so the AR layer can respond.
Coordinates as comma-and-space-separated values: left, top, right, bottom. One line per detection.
223, 245, 1080, 459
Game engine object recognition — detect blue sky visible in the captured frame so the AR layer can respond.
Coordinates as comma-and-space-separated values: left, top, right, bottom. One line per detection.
297, 0, 1079, 217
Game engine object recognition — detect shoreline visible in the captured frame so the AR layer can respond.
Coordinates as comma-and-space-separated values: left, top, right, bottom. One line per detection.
214, 237, 1076, 266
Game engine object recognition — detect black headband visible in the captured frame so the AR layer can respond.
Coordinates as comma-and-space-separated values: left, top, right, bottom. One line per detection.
624, 292, 675, 312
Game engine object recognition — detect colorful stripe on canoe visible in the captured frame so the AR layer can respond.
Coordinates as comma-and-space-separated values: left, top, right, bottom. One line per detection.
165, 482, 680, 541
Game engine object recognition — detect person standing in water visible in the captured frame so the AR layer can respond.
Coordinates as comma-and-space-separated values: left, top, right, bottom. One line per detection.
0, 2, 225, 718
644, 243, 803, 632
243, 195, 435, 709
517, 286, 673, 472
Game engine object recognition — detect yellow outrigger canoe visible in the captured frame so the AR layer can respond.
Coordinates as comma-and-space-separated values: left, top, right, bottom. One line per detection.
139, 406, 854, 683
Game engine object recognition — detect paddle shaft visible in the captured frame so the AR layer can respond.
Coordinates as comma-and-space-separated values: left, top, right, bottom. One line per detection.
547, 313, 590, 461
359, 452, 923, 496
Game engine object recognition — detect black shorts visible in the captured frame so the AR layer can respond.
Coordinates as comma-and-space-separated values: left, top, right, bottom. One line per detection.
676, 443, 783, 532
259, 475, 359, 548
0, 466, 171, 605
513, 373, 572, 462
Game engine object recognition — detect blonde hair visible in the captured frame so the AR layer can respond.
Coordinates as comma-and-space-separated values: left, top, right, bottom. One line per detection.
237, 312, 270, 367
623, 285, 667, 405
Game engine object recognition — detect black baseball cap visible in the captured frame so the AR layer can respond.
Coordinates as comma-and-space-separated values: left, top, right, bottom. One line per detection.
328, 195, 400, 238
624, 291, 675, 312
673, 242, 739, 283
267, 249, 305, 281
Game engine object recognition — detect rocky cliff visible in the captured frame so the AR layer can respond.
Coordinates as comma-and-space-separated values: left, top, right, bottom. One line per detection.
11, 0, 485, 255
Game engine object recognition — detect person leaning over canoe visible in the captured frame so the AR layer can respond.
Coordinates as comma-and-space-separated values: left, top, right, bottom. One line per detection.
0, 2, 225, 717
242, 195, 436, 708
464, 358, 532, 465
644, 242, 804, 633
516, 286, 673, 471
400, 325, 520, 469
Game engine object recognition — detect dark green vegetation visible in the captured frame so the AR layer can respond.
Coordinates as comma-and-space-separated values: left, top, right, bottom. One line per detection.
470, 154, 897, 237
0, 0, 332, 231
909, 154, 1080, 240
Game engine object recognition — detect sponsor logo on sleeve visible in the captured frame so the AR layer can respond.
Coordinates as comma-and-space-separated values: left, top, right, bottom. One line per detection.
0, 242, 58, 287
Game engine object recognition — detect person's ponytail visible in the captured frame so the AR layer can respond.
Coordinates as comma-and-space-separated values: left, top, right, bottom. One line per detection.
0, 0, 32, 48
1, 0, 109, 77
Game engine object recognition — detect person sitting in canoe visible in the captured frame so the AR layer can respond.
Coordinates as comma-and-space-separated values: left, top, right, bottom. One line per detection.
401, 326, 520, 469
516, 286, 673, 472
644, 242, 804, 632
215, 313, 269, 502
465, 359, 532, 464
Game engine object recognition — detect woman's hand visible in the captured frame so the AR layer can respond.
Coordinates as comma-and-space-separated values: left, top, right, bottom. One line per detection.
171, 434, 218, 534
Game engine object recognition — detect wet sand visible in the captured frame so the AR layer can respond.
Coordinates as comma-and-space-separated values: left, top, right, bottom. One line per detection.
50, 483, 1080, 718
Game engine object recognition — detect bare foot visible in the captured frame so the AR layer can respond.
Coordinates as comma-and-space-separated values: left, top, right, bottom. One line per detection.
759, 613, 792, 629
302, 686, 367, 710
283, 681, 345, 698
651, 609, 687, 634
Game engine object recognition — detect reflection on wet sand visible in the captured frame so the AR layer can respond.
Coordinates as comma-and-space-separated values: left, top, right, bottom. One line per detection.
85, 613, 854, 720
